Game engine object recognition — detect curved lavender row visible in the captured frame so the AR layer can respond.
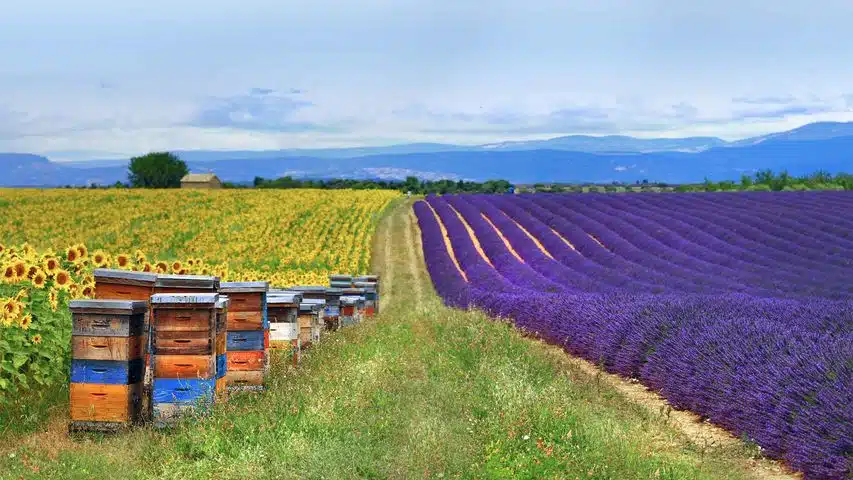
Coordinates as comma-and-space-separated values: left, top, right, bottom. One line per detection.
629, 194, 853, 280
425, 195, 522, 293
530, 194, 770, 295
468, 195, 627, 293
412, 201, 470, 307
509, 194, 737, 294
722, 193, 853, 244
577, 194, 852, 298
443, 194, 567, 293
607, 193, 853, 286
416, 194, 853, 479
745, 191, 853, 227
674, 193, 853, 257
483, 194, 666, 293
640, 194, 853, 270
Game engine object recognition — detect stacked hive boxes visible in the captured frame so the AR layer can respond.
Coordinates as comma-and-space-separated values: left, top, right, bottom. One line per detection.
329, 274, 353, 289
69, 299, 148, 432
354, 275, 380, 315
92, 269, 158, 419
342, 287, 367, 322
323, 288, 343, 331
267, 291, 302, 366
149, 293, 219, 426
220, 282, 269, 391
296, 300, 322, 348
339, 296, 359, 327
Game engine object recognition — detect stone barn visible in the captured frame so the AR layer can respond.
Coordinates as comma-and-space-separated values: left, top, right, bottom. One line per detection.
181, 173, 222, 189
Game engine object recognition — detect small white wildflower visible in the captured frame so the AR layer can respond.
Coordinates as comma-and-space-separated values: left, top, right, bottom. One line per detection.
522, 434, 530, 440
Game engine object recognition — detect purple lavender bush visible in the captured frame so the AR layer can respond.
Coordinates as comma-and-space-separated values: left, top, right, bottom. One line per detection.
414, 192, 853, 480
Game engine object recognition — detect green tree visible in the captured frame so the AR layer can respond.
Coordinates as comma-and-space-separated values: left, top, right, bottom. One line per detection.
128, 152, 189, 188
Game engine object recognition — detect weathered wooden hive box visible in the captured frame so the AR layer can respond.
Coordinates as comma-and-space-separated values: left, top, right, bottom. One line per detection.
353, 281, 378, 317
291, 285, 327, 301
339, 296, 360, 327
92, 268, 159, 418
267, 292, 302, 366
69, 299, 148, 432
214, 296, 229, 401
342, 288, 367, 322
297, 300, 324, 348
329, 274, 353, 289
323, 288, 343, 331
220, 281, 269, 391
149, 293, 219, 426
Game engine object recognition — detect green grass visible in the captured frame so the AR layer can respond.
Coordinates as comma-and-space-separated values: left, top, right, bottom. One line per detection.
0, 201, 775, 479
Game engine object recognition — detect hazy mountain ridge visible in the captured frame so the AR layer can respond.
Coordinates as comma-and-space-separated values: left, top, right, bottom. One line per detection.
3, 121, 853, 186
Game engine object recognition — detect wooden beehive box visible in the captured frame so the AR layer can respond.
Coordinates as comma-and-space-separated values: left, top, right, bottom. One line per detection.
268, 292, 302, 357
220, 282, 269, 391
297, 301, 323, 348
291, 285, 327, 301
149, 293, 219, 426
93, 268, 159, 420
68, 299, 148, 432
329, 274, 353, 289
339, 296, 359, 327
323, 288, 343, 331
353, 281, 378, 317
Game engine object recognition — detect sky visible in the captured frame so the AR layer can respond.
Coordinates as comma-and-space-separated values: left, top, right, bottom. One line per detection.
2, 0, 853, 160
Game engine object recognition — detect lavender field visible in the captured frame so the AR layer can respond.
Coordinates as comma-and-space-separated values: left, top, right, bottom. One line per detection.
414, 192, 852, 480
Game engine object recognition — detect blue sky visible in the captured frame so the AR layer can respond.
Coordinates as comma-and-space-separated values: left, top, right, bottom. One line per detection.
2, 0, 853, 160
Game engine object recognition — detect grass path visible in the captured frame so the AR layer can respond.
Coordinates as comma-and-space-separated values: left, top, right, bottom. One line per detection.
0, 200, 794, 479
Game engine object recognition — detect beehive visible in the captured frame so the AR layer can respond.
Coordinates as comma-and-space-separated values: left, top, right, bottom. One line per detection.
92, 269, 159, 419
268, 292, 302, 366
329, 274, 353, 289
69, 299, 148, 432
297, 300, 323, 348
353, 281, 378, 318
339, 296, 360, 327
149, 293, 219, 426
220, 281, 269, 391
323, 288, 343, 331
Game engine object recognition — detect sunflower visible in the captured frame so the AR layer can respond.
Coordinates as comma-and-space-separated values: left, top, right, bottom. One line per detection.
142, 262, 153, 272
19, 313, 32, 330
91, 250, 108, 267
55, 270, 71, 289
44, 257, 60, 273
13, 260, 27, 278
2, 265, 16, 283
171, 261, 182, 273
31, 334, 42, 344
156, 261, 169, 273
2, 299, 18, 316
116, 254, 130, 268
68, 283, 79, 297
134, 250, 146, 263
81, 285, 94, 297
0, 244, 5, 254
187, 259, 195, 266
75, 244, 88, 259
32, 271, 47, 289
26, 265, 38, 279
66, 247, 78, 263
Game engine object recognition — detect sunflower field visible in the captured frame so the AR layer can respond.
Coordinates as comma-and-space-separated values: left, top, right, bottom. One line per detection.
0, 188, 398, 409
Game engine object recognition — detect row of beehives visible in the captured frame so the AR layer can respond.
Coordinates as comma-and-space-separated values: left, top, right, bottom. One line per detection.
67, 269, 379, 431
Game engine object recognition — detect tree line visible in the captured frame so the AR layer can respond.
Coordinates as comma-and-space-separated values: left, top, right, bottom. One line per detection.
677, 170, 853, 192
252, 176, 513, 194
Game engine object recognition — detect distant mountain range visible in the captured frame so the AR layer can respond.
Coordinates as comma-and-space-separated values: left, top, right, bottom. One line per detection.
3, 121, 853, 187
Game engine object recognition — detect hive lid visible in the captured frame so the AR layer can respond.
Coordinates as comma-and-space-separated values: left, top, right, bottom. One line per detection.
268, 293, 302, 305
216, 297, 230, 309
290, 285, 327, 293
69, 299, 149, 313
324, 287, 343, 296
353, 275, 379, 283
342, 287, 366, 295
155, 274, 220, 289
329, 274, 353, 281
220, 281, 269, 293
339, 296, 360, 306
93, 268, 158, 285
299, 302, 324, 312
151, 293, 219, 305
352, 282, 376, 290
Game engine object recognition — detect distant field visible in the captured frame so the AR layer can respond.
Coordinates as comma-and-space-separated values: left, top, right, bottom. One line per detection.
0, 188, 398, 422
415, 191, 852, 480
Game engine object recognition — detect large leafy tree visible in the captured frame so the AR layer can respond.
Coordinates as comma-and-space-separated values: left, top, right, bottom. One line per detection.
128, 152, 189, 188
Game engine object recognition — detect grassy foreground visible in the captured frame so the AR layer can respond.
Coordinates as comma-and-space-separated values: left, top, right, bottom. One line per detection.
0, 201, 778, 479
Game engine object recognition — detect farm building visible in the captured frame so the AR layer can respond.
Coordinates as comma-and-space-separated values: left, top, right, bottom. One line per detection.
181, 173, 222, 189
